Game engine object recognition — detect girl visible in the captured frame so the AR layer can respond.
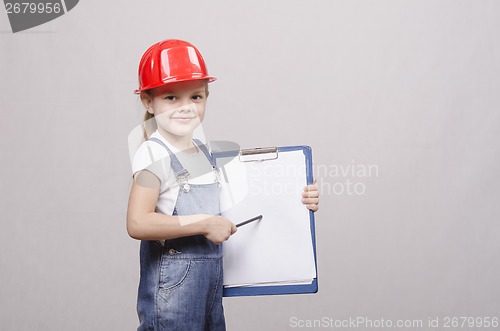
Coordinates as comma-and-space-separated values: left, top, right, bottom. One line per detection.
127, 39, 319, 331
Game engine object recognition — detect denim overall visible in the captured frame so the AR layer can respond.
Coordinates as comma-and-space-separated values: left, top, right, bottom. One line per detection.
137, 138, 225, 331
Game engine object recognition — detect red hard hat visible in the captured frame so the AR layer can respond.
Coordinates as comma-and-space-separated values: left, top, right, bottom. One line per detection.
135, 39, 216, 94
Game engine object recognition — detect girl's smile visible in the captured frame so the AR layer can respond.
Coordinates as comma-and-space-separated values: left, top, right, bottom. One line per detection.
171, 116, 196, 121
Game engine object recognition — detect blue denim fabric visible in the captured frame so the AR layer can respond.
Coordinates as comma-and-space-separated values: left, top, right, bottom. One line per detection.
137, 139, 225, 331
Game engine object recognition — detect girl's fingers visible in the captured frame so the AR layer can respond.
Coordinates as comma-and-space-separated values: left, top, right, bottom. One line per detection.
304, 185, 318, 192
302, 178, 319, 212
302, 190, 319, 198
302, 197, 319, 205
303, 179, 318, 191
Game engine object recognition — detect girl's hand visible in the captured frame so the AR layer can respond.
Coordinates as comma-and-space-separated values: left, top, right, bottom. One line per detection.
203, 216, 237, 245
302, 178, 319, 212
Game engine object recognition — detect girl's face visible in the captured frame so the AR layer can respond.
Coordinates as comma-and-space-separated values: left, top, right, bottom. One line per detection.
142, 80, 208, 139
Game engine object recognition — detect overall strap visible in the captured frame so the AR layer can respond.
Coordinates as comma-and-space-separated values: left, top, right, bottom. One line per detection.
193, 139, 215, 167
193, 139, 221, 187
148, 137, 189, 180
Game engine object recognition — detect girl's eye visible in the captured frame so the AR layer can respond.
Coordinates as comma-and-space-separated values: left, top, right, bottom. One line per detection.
192, 95, 204, 101
164, 95, 176, 101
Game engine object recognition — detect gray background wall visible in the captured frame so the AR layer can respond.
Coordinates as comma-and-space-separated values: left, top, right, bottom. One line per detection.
1, 1, 499, 330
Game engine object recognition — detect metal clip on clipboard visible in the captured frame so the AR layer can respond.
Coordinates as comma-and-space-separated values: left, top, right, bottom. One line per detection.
239, 147, 278, 162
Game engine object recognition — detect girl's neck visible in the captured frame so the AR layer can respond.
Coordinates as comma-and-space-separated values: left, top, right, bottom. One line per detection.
157, 129, 195, 153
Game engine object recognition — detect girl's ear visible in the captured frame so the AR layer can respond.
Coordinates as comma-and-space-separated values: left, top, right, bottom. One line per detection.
140, 92, 154, 114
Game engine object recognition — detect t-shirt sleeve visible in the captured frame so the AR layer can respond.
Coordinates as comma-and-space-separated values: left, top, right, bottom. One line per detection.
131, 141, 172, 185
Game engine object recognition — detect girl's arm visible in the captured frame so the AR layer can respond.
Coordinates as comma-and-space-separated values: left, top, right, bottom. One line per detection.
127, 170, 236, 244
302, 179, 319, 212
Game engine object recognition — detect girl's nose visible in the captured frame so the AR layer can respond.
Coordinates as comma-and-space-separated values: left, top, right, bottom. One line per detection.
177, 102, 196, 113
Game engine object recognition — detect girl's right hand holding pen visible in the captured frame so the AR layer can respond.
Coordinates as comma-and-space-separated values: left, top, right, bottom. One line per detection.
203, 216, 237, 245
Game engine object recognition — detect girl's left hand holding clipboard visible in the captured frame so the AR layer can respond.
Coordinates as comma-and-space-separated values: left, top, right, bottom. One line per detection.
302, 178, 319, 212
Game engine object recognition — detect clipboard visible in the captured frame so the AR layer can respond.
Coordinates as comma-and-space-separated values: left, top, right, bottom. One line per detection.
213, 145, 318, 297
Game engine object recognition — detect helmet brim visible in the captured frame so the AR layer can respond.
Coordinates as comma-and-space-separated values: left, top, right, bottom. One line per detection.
134, 76, 216, 94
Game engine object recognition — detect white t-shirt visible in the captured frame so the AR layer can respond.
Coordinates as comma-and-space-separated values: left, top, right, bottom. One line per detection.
132, 130, 217, 216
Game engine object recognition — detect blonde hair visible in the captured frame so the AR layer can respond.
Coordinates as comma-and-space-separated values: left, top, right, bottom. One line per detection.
141, 82, 210, 141
142, 110, 157, 141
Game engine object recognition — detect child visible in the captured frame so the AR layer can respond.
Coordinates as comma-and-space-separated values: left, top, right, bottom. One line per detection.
127, 39, 319, 331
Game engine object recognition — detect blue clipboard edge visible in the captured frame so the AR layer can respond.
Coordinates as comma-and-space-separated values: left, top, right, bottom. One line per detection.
213, 145, 318, 297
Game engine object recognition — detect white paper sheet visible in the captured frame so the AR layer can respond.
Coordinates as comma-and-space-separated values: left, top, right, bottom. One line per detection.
218, 150, 316, 288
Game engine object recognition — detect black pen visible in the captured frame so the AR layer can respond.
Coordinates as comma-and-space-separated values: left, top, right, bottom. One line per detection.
235, 215, 263, 228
